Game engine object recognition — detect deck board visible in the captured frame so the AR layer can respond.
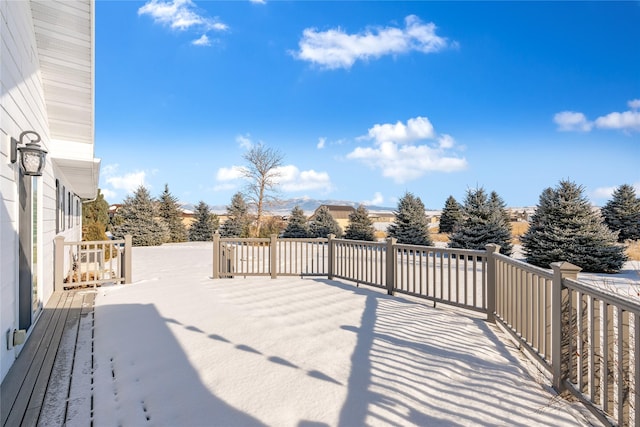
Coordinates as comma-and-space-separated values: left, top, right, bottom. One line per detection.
1, 292, 64, 425
1, 290, 94, 427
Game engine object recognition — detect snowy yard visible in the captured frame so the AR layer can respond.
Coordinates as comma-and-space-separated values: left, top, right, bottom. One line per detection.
74, 243, 601, 426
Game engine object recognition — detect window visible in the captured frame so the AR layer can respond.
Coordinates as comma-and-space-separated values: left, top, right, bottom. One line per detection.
76, 198, 80, 225
62, 186, 66, 231
55, 180, 60, 233
68, 191, 72, 229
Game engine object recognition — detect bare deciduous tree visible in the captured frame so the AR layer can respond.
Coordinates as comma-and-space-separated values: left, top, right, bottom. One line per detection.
242, 144, 284, 237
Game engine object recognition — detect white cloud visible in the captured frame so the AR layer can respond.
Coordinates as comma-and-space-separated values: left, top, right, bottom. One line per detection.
213, 165, 246, 192
367, 116, 435, 144
275, 165, 332, 192
348, 141, 467, 183
594, 111, 640, 131
348, 116, 467, 183
438, 134, 455, 149
554, 100, 640, 133
591, 186, 617, 200
591, 182, 640, 201
236, 134, 254, 150
213, 162, 332, 193
101, 188, 117, 201
106, 171, 148, 195
192, 34, 210, 46
317, 137, 326, 149
362, 192, 384, 206
553, 111, 593, 132
249, 0, 266, 4
216, 165, 245, 182
101, 163, 119, 177
138, 0, 227, 33
294, 15, 452, 70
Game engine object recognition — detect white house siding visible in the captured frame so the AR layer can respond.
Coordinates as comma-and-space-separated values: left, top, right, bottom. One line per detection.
0, 0, 92, 381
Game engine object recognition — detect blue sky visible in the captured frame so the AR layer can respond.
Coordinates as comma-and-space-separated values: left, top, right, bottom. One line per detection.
96, 0, 639, 209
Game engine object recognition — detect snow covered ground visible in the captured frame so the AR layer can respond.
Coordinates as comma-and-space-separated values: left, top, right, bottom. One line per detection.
67, 243, 609, 426
578, 260, 640, 300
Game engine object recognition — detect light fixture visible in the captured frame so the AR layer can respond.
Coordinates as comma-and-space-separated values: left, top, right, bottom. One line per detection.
10, 130, 48, 176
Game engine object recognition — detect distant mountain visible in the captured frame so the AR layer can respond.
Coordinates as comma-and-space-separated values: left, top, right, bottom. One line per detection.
180, 198, 396, 216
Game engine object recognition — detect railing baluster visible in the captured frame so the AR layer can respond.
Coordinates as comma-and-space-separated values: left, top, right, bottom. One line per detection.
613, 306, 623, 425
601, 300, 609, 413
632, 312, 639, 427
588, 295, 596, 403
576, 290, 584, 392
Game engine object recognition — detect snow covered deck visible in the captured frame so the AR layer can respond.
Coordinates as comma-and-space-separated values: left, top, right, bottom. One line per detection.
9, 243, 600, 426
1, 290, 95, 427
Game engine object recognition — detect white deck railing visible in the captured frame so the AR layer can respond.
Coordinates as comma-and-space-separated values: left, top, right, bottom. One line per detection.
54, 235, 132, 290
213, 233, 639, 426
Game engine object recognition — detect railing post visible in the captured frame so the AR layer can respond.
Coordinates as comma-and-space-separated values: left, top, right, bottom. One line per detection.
270, 234, 278, 279
485, 244, 500, 323
212, 232, 220, 279
550, 261, 582, 392
385, 237, 397, 295
124, 235, 133, 284
327, 234, 335, 280
54, 235, 65, 292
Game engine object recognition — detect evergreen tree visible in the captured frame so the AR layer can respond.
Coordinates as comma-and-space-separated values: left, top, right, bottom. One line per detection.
220, 192, 251, 237
82, 188, 110, 240
439, 195, 462, 234
158, 184, 188, 243
282, 206, 310, 238
309, 206, 343, 238
345, 205, 375, 241
113, 185, 167, 246
489, 191, 512, 225
449, 188, 513, 255
188, 201, 218, 241
388, 192, 433, 246
521, 180, 627, 273
601, 184, 640, 242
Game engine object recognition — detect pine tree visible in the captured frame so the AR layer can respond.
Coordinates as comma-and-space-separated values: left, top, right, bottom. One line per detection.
82, 188, 110, 240
489, 191, 512, 225
388, 192, 433, 246
282, 206, 310, 238
309, 206, 343, 238
220, 192, 251, 237
345, 205, 375, 241
601, 184, 640, 242
188, 201, 218, 241
521, 180, 627, 273
439, 195, 462, 234
449, 188, 513, 255
158, 184, 188, 243
113, 185, 167, 246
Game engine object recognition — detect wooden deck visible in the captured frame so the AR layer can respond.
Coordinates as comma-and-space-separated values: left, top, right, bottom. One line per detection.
1, 290, 95, 427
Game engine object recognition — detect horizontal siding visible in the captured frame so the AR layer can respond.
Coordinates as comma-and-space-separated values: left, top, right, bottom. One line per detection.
1, 0, 94, 382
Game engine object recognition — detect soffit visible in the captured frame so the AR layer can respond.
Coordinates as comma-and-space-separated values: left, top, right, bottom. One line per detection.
52, 157, 101, 199
31, 0, 94, 146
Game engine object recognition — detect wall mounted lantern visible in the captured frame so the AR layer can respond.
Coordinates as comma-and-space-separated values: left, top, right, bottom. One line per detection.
10, 131, 48, 176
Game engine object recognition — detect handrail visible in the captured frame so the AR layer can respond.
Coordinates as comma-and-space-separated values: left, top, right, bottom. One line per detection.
211, 233, 640, 425
54, 235, 132, 290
